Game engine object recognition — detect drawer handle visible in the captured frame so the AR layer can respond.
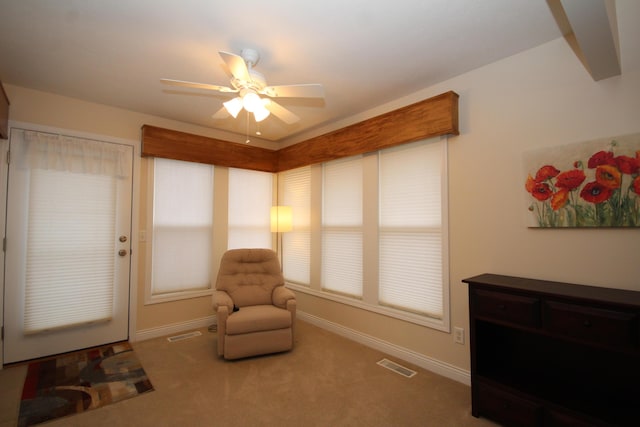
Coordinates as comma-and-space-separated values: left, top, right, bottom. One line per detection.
583, 319, 592, 328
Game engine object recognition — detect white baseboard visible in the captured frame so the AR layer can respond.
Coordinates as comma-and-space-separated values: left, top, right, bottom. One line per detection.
297, 311, 471, 386
134, 315, 216, 342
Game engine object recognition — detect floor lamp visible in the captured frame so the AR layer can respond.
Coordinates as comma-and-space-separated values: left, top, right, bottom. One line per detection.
270, 206, 292, 269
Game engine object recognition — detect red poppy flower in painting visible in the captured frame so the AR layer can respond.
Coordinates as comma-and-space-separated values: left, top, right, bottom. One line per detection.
531, 182, 553, 201
595, 165, 622, 189
551, 189, 569, 211
633, 176, 640, 195
580, 181, 613, 204
534, 165, 560, 182
525, 174, 536, 193
614, 155, 639, 175
587, 150, 615, 168
555, 169, 586, 190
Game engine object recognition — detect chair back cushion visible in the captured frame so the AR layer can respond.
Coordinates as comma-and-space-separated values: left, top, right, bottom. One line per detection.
215, 248, 285, 307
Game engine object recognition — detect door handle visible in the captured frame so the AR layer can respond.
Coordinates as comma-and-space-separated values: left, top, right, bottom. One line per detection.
118, 249, 128, 257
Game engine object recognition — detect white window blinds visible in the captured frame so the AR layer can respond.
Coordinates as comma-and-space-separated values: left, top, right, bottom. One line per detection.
25, 169, 116, 332
152, 158, 213, 295
280, 166, 311, 285
322, 156, 363, 297
228, 167, 272, 249
378, 140, 445, 318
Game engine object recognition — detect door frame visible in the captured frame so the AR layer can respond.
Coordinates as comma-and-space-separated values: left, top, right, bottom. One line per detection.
0, 121, 140, 368
0, 137, 8, 368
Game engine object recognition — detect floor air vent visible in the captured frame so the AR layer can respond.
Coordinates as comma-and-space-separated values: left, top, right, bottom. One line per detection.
167, 330, 202, 342
377, 358, 417, 378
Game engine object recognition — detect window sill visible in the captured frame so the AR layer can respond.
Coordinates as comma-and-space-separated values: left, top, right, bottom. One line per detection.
144, 288, 213, 305
285, 282, 449, 332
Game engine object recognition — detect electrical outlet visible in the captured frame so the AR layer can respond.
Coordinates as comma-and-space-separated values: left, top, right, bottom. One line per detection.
454, 327, 465, 344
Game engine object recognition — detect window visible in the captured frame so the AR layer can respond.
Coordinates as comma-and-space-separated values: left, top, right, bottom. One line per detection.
26, 169, 117, 330
280, 166, 311, 285
378, 141, 445, 318
281, 137, 449, 329
322, 156, 363, 297
228, 167, 273, 249
148, 158, 214, 302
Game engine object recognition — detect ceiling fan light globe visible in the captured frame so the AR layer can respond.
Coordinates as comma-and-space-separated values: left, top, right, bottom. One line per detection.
223, 97, 243, 118
253, 106, 270, 122
242, 92, 262, 113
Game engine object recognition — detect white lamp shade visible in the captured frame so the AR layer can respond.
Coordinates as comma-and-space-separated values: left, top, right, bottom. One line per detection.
270, 206, 293, 232
242, 92, 262, 113
223, 97, 243, 118
253, 105, 270, 122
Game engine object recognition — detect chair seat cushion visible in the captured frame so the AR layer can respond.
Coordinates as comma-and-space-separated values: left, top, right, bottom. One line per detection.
226, 305, 292, 335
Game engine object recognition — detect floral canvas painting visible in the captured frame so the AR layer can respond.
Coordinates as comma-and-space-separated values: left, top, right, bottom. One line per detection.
524, 133, 640, 227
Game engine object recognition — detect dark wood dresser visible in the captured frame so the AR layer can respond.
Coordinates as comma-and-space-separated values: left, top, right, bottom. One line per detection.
463, 274, 640, 427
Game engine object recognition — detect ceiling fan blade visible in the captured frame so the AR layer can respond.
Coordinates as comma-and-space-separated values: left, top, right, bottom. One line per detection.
211, 106, 230, 120
219, 51, 250, 82
261, 83, 324, 98
264, 99, 300, 124
160, 78, 237, 93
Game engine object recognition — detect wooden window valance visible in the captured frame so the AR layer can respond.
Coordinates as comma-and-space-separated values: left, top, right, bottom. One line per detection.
141, 90, 458, 173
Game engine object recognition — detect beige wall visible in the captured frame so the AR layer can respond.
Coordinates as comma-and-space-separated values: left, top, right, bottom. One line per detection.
4, 1, 639, 373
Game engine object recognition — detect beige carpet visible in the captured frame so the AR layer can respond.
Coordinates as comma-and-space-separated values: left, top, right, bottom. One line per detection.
1, 320, 498, 427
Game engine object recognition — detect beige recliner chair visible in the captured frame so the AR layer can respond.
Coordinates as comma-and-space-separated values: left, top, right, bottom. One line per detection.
212, 248, 296, 360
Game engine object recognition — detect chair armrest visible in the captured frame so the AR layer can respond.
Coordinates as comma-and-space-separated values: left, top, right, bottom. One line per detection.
286, 298, 297, 338
272, 286, 296, 309
215, 305, 228, 357
213, 290, 234, 313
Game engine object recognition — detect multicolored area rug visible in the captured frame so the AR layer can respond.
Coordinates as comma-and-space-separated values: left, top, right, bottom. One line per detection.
18, 342, 153, 427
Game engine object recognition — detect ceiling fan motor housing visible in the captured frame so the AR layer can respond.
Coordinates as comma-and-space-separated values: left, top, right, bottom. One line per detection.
231, 69, 266, 92
240, 48, 260, 68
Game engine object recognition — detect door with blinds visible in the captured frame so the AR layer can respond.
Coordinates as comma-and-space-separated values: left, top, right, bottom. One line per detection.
3, 129, 133, 363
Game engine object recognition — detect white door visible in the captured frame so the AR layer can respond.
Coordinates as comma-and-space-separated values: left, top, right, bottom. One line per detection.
3, 128, 133, 363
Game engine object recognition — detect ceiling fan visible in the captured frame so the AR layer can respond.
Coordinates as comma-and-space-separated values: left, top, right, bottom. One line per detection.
160, 48, 324, 124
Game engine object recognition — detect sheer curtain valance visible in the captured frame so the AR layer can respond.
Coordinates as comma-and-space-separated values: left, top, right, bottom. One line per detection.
14, 129, 131, 178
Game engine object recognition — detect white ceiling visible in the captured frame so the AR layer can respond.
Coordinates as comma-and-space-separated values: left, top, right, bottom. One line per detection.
0, 0, 566, 143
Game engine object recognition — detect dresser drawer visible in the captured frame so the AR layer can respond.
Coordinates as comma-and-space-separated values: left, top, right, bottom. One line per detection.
544, 300, 639, 348
477, 381, 542, 427
474, 289, 541, 328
